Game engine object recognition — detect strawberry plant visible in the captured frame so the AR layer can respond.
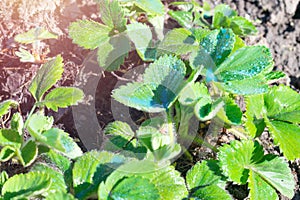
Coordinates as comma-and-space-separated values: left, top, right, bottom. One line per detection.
169, 2, 257, 36
14, 27, 58, 63
69, 0, 165, 70
0, 55, 84, 167
2, 1, 299, 199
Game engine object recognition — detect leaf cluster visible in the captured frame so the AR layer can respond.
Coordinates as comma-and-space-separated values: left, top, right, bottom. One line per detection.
0, 56, 84, 167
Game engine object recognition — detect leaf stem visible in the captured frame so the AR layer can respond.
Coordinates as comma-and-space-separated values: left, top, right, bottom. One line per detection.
23, 104, 37, 133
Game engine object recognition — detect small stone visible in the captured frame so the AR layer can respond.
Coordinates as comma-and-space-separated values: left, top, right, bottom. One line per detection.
285, 0, 299, 15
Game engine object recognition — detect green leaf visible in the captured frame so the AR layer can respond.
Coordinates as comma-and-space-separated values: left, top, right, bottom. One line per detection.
45, 191, 76, 200
202, 29, 236, 66
0, 171, 8, 191
264, 85, 300, 123
0, 129, 22, 148
168, 11, 193, 29
245, 94, 265, 137
29, 55, 64, 101
15, 48, 35, 62
218, 140, 295, 199
191, 28, 211, 43
39, 128, 82, 159
126, 23, 155, 61
11, 112, 23, 135
97, 0, 126, 32
248, 170, 278, 200
232, 35, 245, 53
194, 98, 223, 121
215, 46, 273, 81
31, 163, 67, 194
178, 82, 209, 106
112, 55, 186, 112
0, 146, 15, 162
0, 100, 18, 118
192, 185, 232, 200
266, 120, 300, 160
143, 55, 186, 85
110, 176, 160, 200
14, 27, 57, 44
27, 113, 53, 140
149, 15, 165, 41
103, 121, 144, 158
218, 76, 269, 95
186, 161, 225, 189
19, 140, 38, 167
251, 155, 295, 199
73, 151, 126, 199
137, 125, 181, 161
189, 29, 235, 71
219, 97, 243, 125
213, 4, 237, 29
104, 121, 135, 139
42, 149, 71, 172
218, 140, 261, 184
97, 34, 130, 71
2, 171, 51, 199
133, 0, 164, 15
42, 87, 84, 111
230, 16, 257, 36
158, 28, 197, 55
68, 20, 111, 50
112, 82, 157, 112
99, 160, 188, 200
265, 71, 286, 81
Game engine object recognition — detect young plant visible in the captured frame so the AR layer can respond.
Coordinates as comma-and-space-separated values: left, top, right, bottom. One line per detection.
109, 4, 298, 200
0, 55, 84, 167
14, 27, 58, 63
169, 2, 257, 36
0, 150, 188, 200
69, 0, 165, 71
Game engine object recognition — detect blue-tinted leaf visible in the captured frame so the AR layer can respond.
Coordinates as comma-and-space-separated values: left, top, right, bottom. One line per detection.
189, 29, 235, 71
126, 23, 155, 61
215, 46, 273, 82
113, 55, 186, 112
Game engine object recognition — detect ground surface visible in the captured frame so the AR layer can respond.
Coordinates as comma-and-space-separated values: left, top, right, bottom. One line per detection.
0, 0, 299, 199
